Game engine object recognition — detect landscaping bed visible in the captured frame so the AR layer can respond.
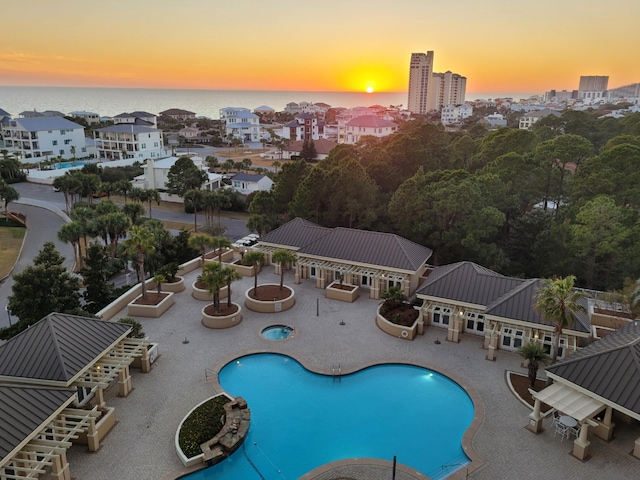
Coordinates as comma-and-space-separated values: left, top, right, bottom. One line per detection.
379, 304, 419, 327
508, 372, 552, 413
249, 284, 291, 301
178, 396, 231, 459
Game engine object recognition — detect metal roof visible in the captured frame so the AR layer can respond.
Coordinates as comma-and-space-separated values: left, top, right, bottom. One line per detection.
159, 108, 195, 115
259, 218, 432, 272
416, 261, 525, 307
546, 321, 640, 415
0, 313, 130, 384
0, 385, 75, 459
346, 115, 397, 128
0, 108, 10, 116
232, 173, 267, 182
8, 117, 83, 132
96, 124, 158, 133
285, 138, 338, 155
485, 279, 591, 333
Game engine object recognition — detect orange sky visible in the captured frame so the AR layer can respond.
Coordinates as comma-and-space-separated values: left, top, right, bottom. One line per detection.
2, 0, 639, 93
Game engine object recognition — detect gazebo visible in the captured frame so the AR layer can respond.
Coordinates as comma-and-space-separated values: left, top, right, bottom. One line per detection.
0, 313, 153, 478
527, 321, 640, 461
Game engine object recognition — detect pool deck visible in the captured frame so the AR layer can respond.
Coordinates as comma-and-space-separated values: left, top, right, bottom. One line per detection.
67, 267, 640, 480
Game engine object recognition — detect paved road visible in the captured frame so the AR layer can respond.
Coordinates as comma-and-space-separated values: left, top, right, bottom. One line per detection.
0, 203, 75, 329
11, 182, 251, 241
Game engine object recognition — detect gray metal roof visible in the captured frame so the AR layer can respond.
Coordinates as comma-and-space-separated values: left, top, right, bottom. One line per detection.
0, 385, 75, 459
0, 313, 130, 384
485, 279, 591, 333
96, 124, 158, 133
9, 117, 83, 132
0, 108, 10, 116
416, 261, 525, 306
159, 108, 195, 115
232, 173, 266, 182
547, 321, 640, 414
259, 218, 433, 272
259, 218, 331, 249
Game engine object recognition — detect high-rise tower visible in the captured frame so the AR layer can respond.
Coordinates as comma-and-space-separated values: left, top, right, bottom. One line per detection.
408, 52, 436, 115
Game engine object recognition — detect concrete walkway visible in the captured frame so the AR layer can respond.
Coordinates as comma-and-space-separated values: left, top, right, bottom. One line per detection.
67, 267, 640, 480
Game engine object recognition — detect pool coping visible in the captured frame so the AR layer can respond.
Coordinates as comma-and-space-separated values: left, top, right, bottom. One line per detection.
163, 347, 485, 480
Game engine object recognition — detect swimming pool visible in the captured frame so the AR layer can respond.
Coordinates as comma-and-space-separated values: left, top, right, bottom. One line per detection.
261, 325, 294, 340
184, 353, 473, 479
52, 160, 87, 169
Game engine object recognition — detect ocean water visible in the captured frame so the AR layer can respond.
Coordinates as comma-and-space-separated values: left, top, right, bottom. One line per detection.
0, 86, 540, 120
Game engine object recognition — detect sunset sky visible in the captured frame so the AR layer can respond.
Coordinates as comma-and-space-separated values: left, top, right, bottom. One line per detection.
2, 0, 639, 94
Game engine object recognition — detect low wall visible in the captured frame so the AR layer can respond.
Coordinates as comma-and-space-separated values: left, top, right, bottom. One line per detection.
375, 305, 418, 340
162, 277, 185, 293
192, 283, 228, 302
326, 282, 359, 302
202, 303, 243, 329
97, 278, 156, 321
127, 292, 175, 318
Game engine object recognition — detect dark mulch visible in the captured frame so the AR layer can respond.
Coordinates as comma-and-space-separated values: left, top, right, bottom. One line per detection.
381, 305, 419, 327
331, 283, 356, 291
509, 372, 552, 413
249, 284, 292, 301
133, 292, 169, 305
203, 303, 239, 316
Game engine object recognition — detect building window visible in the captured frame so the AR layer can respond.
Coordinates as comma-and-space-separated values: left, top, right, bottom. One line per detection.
542, 334, 567, 359
141, 143, 146, 149
361, 275, 372, 287
60, 149, 65, 155
60, 130, 66, 135
465, 312, 485, 335
432, 306, 451, 326
52, 140, 58, 146
310, 266, 317, 278
64, 139, 71, 144
501, 327, 525, 350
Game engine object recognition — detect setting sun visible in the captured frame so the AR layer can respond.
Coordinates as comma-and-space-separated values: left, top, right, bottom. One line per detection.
366, 86, 374, 93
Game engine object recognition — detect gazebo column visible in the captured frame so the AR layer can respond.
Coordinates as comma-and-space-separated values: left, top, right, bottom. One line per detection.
634, 437, 640, 460
95, 387, 105, 407
526, 396, 544, 433
572, 419, 597, 460
316, 269, 326, 289
274, 262, 282, 275
486, 333, 498, 361
447, 311, 463, 343
51, 451, 71, 480
118, 365, 132, 397
594, 406, 615, 441
295, 264, 301, 284
370, 278, 380, 300
86, 418, 100, 452
401, 278, 410, 298
140, 346, 151, 373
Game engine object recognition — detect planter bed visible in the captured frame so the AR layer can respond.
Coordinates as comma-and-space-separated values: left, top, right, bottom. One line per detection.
201, 303, 243, 329
192, 281, 229, 301
244, 284, 295, 313
127, 292, 174, 318
326, 282, 359, 302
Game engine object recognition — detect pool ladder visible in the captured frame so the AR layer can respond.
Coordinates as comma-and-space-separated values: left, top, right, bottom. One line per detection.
332, 362, 341, 382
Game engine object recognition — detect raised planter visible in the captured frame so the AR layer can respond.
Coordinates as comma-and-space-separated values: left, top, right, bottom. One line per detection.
191, 281, 229, 301
375, 303, 419, 340
127, 292, 175, 318
161, 276, 185, 293
326, 282, 359, 303
131, 342, 159, 369
229, 259, 260, 277
202, 303, 243, 329
204, 248, 235, 264
244, 284, 295, 313
75, 406, 116, 449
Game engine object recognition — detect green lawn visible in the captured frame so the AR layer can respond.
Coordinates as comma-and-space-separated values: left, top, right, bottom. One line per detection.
0, 226, 26, 279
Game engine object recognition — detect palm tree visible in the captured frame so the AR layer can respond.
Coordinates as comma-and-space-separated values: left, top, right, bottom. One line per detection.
144, 189, 160, 218
272, 160, 281, 174
241, 158, 252, 172
534, 276, 586, 364
122, 225, 156, 299
188, 233, 214, 270
153, 273, 166, 294
57, 221, 84, 268
243, 250, 265, 295
271, 249, 297, 290
115, 179, 133, 203
517, 341, 550, 390
222, 266, 242, 308
199, 262, 225, 313
0, 183, 19, 217
184, 189, 203, 231
122, 202, 145, 225
211, 236, 232, 263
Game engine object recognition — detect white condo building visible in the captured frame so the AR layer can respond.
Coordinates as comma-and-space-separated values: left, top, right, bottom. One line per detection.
578, 76, 609, 100
408, 52, 466, 114
440, 104, 473, 125
94, 124, 165, 161
219, 108, 261, 142
2, 117, 87, 161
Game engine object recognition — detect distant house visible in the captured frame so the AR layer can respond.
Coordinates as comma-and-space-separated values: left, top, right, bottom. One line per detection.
519, 109, 561, 130
482, 113, 507, 129
69, 111, 101, 125
281, 113, 319, 142
159, 108, 196, 121
94, 124, 165, 161
253, 105, 275, 122
2, 117, 87, 161
113, 111, 157, 128
341, 115, 398, 144
254, 217, 433, 300
441, 104, 473, 125
178, 126, 212, 143
282, 138, 338, 160
222, 109, 260, 142
230, 172, 273, 195
19, 110, 65, 118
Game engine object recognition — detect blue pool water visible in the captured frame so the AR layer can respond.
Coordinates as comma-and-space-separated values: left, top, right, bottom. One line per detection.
52, 161, 86, 169
183, 354, 473, 480
261, 325, 293, 340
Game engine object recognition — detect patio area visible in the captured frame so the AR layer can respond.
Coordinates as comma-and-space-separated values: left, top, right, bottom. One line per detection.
66, 265, 640, 480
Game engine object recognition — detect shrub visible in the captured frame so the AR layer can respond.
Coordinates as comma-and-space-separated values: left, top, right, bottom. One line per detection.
118, 317, 145, 339
179, 396, 231, 459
